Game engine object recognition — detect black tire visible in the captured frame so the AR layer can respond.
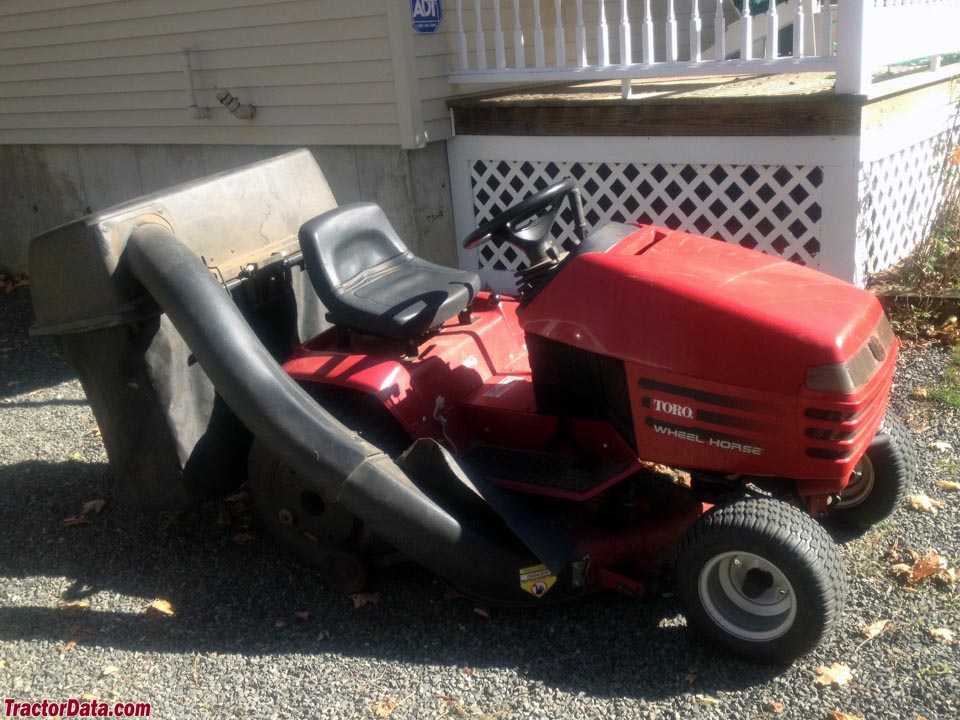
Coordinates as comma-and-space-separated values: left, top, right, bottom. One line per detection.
676, 498, 846, 664
826, 412, 916, 531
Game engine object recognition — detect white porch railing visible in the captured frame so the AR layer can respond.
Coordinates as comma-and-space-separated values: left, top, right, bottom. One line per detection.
449, 1, 960, 96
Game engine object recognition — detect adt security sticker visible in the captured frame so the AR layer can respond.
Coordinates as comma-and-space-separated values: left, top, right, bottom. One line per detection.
411, 0, 443, 34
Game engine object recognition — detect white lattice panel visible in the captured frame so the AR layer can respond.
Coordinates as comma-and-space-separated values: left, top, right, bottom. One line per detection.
859, 125, 960, 276
470, 159, 825, 272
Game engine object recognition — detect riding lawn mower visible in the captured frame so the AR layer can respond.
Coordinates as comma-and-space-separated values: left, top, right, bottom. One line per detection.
29, 150, 915, 663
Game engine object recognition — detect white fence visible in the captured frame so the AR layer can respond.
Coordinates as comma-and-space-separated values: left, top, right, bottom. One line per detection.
449, 1, 960, 95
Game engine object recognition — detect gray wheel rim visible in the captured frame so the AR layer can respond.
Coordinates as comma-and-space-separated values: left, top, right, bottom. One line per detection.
834, 454, 876, 509
698, 551, 797, 642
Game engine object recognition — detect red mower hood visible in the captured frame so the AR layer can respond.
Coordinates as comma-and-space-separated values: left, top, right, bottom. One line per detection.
521, 226, 887, 394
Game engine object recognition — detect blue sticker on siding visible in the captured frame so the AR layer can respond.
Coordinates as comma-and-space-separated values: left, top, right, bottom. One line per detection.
411, 0, 443, 34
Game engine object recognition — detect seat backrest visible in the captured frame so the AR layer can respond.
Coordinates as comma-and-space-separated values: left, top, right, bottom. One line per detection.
299, 203, 411, 303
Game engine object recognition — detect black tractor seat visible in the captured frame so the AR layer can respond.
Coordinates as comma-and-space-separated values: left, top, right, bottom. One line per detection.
299, 203, 481, 341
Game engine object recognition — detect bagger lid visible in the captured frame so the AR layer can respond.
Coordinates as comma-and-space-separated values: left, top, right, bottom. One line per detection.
30, 148, 336, 335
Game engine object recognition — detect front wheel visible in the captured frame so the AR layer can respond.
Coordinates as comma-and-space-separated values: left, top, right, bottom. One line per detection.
826, 413, 916, 531
676, 498, 846, 663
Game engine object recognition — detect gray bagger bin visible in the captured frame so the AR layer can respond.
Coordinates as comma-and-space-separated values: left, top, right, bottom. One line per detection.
30, 150, 336, 509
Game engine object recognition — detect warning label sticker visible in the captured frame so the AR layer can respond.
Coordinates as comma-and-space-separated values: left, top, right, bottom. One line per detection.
519, 564, 557, 598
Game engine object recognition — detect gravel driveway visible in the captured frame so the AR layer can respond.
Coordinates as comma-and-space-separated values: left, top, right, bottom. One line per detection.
1, 285, 958, 720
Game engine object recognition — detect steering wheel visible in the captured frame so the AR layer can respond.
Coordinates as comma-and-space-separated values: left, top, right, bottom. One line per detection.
462, 179, 581, 257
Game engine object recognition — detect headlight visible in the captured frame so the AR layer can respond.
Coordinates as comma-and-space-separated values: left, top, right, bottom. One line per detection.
805, 316, 894, 394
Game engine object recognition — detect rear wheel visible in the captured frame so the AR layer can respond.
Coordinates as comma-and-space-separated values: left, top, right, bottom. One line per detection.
676, 498, 846, 663
826, 413, 915, 531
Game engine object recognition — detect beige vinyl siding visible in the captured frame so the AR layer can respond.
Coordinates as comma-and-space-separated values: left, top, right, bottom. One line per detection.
0, 0, 403, 145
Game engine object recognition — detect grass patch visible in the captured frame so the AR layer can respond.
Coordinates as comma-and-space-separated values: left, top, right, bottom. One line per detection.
930, 344, 960, 410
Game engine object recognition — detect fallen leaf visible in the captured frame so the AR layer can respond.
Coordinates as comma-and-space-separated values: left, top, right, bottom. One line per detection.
908, 551, 948, 584
459, 667, 474, 676
813, 663, 853, 687
950, 146, 960, 166
0, 658, 7, 669
906, 494, 945, 514
472, 605, 492, 619
56, 600, 90, 616
81, 499, 106, 514
937, 480, 960, 492
860, 619, 890, 639
349, 592, 380, 609
67, 624, 98, 637
826, 712, 864, 720
929, 627, 956, 643
63, 516, 90, 527
697, 695, 721, 706
374, 696, 397, 718
59, 641, 77, 654
146, 599, 175, 617
101, 665, 119, 676
293, 610, 310, 622
910, 388, 929, 400
92, 426, 102, 439
684, 671, 698, 686
231, 532, 256, 543
766, 700, 785, 714
929, 440, 953, 452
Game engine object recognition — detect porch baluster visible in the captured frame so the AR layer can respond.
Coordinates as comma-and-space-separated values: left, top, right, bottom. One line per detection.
766, 0, 779, 59
741, 0, 753, 60
643, 0, 654, 64
474, 0, 487, 70
456, 0, 468, 69
793, 0, 805, 57
534, 0, 546, 67
493, 0, 506, 70
820, 0, 832, 57
555, 0, 567, 67
597, 0, 611, 65
690, 0, 702, 63
576, 0, 588, 66
620, 0, 632, 64
513, 0, 526, 68
666, 0, 679, 61
714, 0, 726, 60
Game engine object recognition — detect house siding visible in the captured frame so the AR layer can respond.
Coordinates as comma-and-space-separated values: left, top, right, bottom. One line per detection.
0, 0, 404, 145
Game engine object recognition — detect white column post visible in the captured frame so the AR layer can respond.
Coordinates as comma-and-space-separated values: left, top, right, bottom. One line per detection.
642, 0, 655, 64
555, 0, 567, 67
741, 0, 753, 60
690, 0, 702, 63
714, 0, 726, 60
835, 0, 870, 94
534, 0, 546, 66
792, 1, 805, 58
474, 0, 487, 70
620, 0, 633, 64
576, 0, 588, 66
819, 0, 833, 58
666, 0, 678, 61
493, 0, 507, 69
766, 0, 779, 60
598, 0, 611, 65
455, 0, 469, 69
513, 0, 526, 68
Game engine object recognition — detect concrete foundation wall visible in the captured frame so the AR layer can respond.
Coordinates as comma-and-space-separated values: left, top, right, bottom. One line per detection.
0, 142, 457, 275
